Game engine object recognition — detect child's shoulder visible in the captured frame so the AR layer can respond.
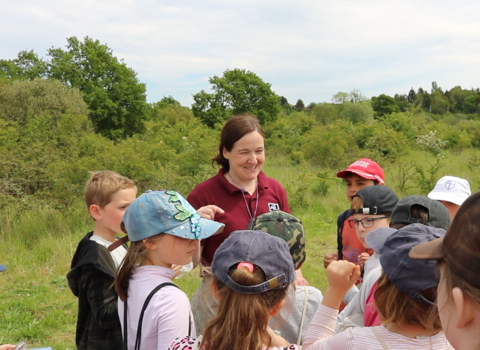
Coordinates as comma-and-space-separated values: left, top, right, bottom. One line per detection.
69, 231, 116, 272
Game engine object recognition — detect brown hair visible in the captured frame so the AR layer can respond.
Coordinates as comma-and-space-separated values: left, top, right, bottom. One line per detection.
201, 265, 289, 350
212, 114, 265, 172
84, 170, 137, 211
390, 204, 430, 229
114, 225, 164, 301
375, 271, 442, 332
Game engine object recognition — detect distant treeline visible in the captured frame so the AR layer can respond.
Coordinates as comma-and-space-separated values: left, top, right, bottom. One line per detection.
1, 36, 480, 212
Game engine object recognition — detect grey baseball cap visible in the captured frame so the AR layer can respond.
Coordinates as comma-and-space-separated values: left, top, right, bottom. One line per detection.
212, 230, 296, 294
351, 186, 399, 215
390, 195, 450, 230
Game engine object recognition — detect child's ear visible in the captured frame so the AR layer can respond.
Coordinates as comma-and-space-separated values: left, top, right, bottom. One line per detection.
269, 299, 286, 317
89, 204, 102, 220
143, 239, 157, 251
452, 287, 475, 328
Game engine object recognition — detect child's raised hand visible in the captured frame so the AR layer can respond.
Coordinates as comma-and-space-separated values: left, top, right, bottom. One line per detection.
357, 252, 370, 268
323, 252, 338, 269
327, 260, 360, 292
322, 260, 361, 310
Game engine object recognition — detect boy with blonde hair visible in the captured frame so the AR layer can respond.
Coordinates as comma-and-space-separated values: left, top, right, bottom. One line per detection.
67, 171, 137, 350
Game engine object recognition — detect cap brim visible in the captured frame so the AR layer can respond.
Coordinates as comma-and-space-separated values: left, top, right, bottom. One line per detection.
336, 169, 384, 184
365, 227, 397, 253
0, 264, 6, 272
409, 237, 444, 260
198, 218, 224, 238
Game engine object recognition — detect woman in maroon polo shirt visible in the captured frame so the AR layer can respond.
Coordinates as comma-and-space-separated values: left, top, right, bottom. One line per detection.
187, 114, 293, 334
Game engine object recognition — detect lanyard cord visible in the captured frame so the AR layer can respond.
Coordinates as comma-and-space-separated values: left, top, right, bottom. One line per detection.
227, 173, 259, 221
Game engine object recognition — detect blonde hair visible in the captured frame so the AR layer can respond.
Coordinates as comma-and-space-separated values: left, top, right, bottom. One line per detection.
375, 271, 441, 332
202, 265, 290, 350
351, 196, 364, 211
84, 170, 137, 210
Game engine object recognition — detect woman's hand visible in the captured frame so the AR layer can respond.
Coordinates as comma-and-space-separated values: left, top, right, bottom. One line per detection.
197, 205, 224, 220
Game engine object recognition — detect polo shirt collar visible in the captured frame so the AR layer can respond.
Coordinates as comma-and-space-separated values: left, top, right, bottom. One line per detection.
218, 168, 269, 194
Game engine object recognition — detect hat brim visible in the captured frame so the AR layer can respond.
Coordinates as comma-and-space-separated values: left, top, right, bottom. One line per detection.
409, 237, 444, 260
0, 264, 6, 272
365, 227, 397, 253
336, 169, 385, 184
428, 192, 466, 206
164, 217, 224, 240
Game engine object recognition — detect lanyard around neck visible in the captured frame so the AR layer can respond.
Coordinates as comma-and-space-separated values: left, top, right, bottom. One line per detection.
227, 173, 259, 221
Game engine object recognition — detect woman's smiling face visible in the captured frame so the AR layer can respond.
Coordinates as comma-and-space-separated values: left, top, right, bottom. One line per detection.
223, 130, 265, 184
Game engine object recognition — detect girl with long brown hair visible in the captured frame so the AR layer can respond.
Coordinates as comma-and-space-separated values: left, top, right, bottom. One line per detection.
168, 230, 299, 350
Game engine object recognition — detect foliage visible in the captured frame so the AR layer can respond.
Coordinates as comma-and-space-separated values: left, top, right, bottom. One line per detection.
0, 78, 88, 125
340, 101, 374, 124
371, 94, 400, 118
191, 68, 280, 127
416, 130, 448, 155
1, 37, 150, 141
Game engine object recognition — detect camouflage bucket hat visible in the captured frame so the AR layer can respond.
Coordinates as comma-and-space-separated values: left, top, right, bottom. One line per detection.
248, 211, 306, 269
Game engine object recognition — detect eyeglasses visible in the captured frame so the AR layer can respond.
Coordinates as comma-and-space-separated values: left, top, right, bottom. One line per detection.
348, 216, 388, 229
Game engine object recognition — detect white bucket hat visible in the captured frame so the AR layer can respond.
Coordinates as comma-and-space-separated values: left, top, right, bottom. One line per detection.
428, 176, 471, 206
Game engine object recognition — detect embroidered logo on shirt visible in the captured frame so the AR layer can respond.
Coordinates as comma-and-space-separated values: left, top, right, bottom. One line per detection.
268, 203, 280, 211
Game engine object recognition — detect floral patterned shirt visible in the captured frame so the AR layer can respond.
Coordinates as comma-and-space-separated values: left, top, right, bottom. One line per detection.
168, 336, 301, 350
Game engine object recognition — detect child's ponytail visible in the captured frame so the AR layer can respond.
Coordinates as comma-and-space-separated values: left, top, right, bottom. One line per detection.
114, 222, 165, 301
115, 241, 147, 301
202, 265, 289, 350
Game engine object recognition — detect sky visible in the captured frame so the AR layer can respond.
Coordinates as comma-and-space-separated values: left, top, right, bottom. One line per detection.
2, 0, 480, 107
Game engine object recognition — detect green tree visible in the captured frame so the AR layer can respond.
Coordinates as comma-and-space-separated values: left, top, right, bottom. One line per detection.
295, 99, 305, 110
340, 101, 374, 124
0, 78, 88, 126
0, 50, 48, 80
47, 36, 150, 140
191, 68, 280, 127
371, 94, 400, 118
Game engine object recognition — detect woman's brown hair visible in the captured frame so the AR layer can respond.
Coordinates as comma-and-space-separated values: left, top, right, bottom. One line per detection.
374, 271, 442, 333
201, 265, 289, 350
212, 114, 264, 172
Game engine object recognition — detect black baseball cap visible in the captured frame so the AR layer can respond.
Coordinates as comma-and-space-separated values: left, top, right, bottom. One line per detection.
351, 186, 399, 215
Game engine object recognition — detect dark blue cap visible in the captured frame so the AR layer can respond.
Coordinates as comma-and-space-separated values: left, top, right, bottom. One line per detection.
379, 224, 446, 305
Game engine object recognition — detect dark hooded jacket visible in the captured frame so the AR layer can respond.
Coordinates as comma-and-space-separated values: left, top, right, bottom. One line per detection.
67, 231, 123, 350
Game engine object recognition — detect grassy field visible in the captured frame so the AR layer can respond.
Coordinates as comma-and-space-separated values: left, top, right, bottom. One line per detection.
0, 149, 477, 349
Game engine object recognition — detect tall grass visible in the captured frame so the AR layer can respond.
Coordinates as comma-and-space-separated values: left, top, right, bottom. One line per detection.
0, 149, 477, 349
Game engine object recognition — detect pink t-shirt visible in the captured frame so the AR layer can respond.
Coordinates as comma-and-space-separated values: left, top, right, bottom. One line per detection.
364, 281, 381, 327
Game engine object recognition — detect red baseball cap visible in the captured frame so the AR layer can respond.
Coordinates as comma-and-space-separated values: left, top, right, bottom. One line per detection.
336, 158, 385, 184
